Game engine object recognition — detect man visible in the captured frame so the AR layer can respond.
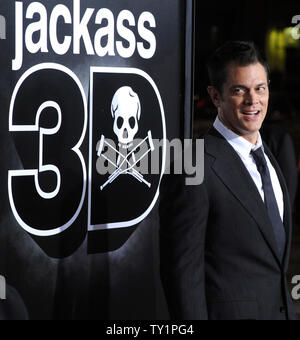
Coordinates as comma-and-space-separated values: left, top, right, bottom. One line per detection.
159, 41, 296, 320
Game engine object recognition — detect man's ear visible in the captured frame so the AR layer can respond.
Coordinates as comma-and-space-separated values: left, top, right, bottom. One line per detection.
207, 86, 221, 108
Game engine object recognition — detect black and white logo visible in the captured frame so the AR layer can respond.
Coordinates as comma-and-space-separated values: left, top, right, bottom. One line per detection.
8, 64, 166, 242
98, 86, 154, 191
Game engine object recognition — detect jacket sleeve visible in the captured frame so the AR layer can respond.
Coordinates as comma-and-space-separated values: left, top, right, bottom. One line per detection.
159, 171, 209, 320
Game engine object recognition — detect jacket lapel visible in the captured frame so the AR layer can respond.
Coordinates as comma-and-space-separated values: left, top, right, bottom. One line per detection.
205, 128, 283, 266
263, 143, 292, 269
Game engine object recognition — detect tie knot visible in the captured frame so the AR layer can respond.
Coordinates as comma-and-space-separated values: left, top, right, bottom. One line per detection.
251, 147, 267, 168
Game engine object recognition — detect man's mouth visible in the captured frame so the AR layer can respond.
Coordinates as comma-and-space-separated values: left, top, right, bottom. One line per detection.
241, 110, 260, 116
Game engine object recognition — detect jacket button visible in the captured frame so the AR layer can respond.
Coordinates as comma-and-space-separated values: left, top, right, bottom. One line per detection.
280, 306, 286, 313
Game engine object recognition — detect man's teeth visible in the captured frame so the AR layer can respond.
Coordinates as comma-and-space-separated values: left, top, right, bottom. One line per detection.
243, 111, 259, 115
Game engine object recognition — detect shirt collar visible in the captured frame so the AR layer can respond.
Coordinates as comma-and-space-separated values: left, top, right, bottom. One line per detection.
213, 116, 263, 159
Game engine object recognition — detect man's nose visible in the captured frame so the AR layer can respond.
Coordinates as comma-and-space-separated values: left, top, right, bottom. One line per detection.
244, 90, 259, 105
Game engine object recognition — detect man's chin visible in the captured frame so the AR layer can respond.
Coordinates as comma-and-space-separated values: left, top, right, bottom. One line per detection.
233, 122, 262, 142
240, 118, 264, 134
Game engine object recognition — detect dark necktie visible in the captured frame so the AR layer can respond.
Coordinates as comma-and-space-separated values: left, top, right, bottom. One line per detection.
251, 147, 286, 261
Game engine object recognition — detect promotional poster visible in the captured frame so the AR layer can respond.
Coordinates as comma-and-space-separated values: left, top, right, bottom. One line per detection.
0, 0, 300, 325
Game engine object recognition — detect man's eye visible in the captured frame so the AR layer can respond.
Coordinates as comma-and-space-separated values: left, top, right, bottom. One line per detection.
233, 88, 244, 94
257, 87, 265, 92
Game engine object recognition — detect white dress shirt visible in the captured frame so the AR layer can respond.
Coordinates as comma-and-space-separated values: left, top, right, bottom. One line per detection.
213, 116, 284, 221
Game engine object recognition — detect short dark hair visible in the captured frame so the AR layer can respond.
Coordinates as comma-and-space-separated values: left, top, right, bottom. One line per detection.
207, 41, 270, 93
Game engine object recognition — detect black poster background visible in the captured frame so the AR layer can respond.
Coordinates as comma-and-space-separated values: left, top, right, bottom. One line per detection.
0, 0, 194, 319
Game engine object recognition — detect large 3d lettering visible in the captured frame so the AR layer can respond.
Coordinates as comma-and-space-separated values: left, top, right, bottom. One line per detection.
8, 64, 87, 237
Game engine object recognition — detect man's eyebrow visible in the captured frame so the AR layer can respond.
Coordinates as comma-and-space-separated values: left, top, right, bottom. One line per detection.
256, 82, 269, 87
229, 84, 248, 90
230, 82, 268, 90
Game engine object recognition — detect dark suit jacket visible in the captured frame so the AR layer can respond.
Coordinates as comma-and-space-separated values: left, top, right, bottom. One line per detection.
159, 128, 296, 320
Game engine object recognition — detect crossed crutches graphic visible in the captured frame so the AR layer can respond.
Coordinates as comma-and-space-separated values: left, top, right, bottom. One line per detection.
97, 131, 155, 191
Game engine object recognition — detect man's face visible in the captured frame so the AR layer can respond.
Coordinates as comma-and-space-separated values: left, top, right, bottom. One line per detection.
208, 62, 269, 144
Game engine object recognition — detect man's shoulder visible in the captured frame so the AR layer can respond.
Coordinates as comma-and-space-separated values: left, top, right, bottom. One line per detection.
197, 127, 229, 159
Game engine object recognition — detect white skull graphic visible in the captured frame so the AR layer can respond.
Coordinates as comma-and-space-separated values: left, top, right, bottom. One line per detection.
111, 86, 141, 146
